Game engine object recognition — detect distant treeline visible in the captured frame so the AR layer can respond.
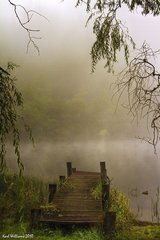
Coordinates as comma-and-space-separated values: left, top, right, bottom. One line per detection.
17, 79, 131, 141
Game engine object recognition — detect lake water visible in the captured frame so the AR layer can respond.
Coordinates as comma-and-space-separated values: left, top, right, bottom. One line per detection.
7, 139, 160, 222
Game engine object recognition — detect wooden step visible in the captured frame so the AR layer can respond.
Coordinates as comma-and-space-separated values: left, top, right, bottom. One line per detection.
40, 215, 103, 223
61, 210, 103, 216
72, 171, 100, 176
68, 188, 96, 192
53, 197, 97, 201
54, 194, 95, 199
52, 204, 102, 211
53, 196, 100, 201
37, 170, 104, 225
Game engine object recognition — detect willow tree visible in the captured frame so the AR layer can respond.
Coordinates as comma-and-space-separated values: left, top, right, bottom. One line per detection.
0, 63, 23, 175
0, 0, 40, 175
76, 0, 160, 71
75, 0, 160, 151
0, 63, 33, 175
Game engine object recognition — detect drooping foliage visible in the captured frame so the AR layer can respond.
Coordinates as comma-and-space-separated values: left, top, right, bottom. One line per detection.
76, 0, 160, 71
76, 0, 160, 149
0, 63, 33, 176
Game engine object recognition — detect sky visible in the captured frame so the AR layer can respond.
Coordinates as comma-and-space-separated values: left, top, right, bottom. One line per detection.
1, 0, 160, 87
1, 0, 160, 221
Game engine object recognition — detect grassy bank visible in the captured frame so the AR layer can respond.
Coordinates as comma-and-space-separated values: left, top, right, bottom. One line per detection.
1, 220, 160, 240
1, 174, 160, 240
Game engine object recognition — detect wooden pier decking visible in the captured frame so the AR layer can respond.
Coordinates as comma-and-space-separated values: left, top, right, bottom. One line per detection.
42, 171, 103, 224
31, 162, 116, 230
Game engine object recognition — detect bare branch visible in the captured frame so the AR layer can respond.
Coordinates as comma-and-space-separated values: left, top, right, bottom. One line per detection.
8, 0, 48, 54
116, 42, 160, 151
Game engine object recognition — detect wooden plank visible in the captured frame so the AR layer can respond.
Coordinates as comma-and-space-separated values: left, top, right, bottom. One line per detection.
40, 218, 103, 224
48, 184, 57, 203
100, 162, 107, 183
61, 210, 103, 215
35, 169, 105, 226
67, 162, 72, 177
53, 206, 102, 211
40, 214, 104, 222
73, 171, 100, 175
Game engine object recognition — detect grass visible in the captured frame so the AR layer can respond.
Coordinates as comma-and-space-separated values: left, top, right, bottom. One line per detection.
0, 173, 48, 222
108, 226, 160, 240
1, 220, 160, 240
1, 174, 160, 239
0, 220, 102, 240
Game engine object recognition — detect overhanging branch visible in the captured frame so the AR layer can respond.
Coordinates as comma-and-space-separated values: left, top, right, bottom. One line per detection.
8, 0, 48, 54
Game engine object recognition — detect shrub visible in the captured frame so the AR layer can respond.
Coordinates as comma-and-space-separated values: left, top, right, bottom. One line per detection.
90, 183, 134, 229
57, 179, 76, 191
109, 187, 135, 229
0, 174, 48, 222
40, 203, 61, 217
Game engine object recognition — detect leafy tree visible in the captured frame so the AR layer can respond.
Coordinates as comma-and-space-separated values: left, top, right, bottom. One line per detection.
0, 63, 33, 175
76, 0, 160, 71
0, 63, 23, 175
0, 0, 40, 175
75, 0, 160, 150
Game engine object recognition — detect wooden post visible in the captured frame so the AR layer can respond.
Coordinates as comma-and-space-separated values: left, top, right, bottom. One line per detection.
103, 212, 116, 233
30, 208, 41, 229
72, 168, 76, 173
102, 183, 110, 210
48, 184, 57, 203
67, 162, 72, 177
100, 161, 107, 183
59, 176, 66, 182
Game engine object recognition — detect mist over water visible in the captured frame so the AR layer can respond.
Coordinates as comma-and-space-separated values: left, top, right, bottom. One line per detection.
7, 139, 160, 222
1, 0, 160, 223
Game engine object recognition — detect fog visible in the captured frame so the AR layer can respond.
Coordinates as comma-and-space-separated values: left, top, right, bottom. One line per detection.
7, 139, 160, 221
1, 0, 160, 222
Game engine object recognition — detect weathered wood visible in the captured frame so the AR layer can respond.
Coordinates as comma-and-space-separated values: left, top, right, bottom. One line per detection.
61, 210, 103, 216
51, 171, 103, 214
32, 167, 115, 229
48, 184, 57, 203
73, 171, 100, 176
40, 218, 103, 224
53, 200, 102, 209
59, 176, 66, 182
102, 184, 110, 210
103, 212, 116, 233
30, 208, 41, 229
66, 162, 72, 177
72, 168, 76, 173
100, 162, 107, 183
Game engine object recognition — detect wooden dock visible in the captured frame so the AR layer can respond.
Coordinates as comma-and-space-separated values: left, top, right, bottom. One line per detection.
31, 162, 116, 231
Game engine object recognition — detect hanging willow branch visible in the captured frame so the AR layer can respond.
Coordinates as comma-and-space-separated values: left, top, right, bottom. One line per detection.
116, 43, 160, 152
76, 0, 135, 72
76, 0, 160, 72
76, 1, 160, 148
0, 63, 34, 176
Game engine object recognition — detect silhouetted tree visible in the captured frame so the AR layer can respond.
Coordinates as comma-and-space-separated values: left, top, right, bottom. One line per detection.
116, 43, 160, 151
